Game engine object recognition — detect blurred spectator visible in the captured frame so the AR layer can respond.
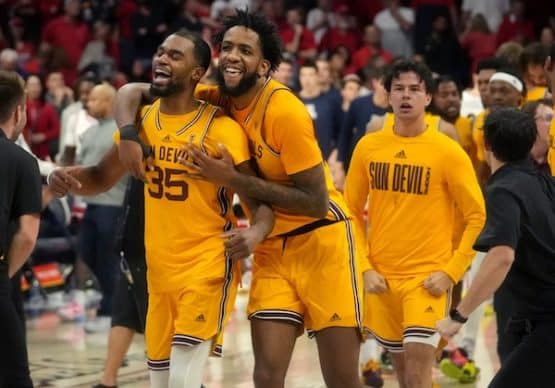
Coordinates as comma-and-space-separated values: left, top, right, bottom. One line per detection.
211, 0, 250, 20
57, 75, 97, 164
41, 0, 91, 86
495, 41, 523, 71
9, 17, 40, 75
374, 0, 414, 59
413, 0, 458, 55
0, 48, 20, 73
520, 42, 549, 102
423, 14, 466, 84
318, 5, 360, 56
11, 0, 42, 48
298, 60, 343, 159
172, 0, 205, 33
44, 71, 74, 114
327, 46, 350, 88
306, 0, 336, 45
346, 24, 392, 74
315, 57, 341, 100
39, 0, 64, 22
459, 13, 497, 74
522, 99, 554, 168
130, 0, 168, 64
460, 0, 509, 34
116, 0, 138, 72
24, 74, 60, 160
340, 74, 361, 113
272, 55, 296, 89
540, 26, 555, 48
280, 6, 317, 63
78, 20, 118, 82
496, 0, 534, 46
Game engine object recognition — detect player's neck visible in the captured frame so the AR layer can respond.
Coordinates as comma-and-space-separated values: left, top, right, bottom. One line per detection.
159, 92, 199, 115
393, 113, 427, 137
231, 76, 268, 110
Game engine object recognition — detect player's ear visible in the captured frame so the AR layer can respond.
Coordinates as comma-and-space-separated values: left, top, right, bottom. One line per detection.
258, 59, 271, 77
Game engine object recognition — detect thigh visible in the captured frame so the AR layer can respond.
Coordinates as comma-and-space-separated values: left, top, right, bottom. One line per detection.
248, 238, 304, 326
174, 271, 238, 357
402, 276, 449, 348
251, 318, 299, 376
364, 281, 404, 353
315, 327, 361, 388
145, 291, 176, 369
489, 323, 555, 388
295, 221, 364, 334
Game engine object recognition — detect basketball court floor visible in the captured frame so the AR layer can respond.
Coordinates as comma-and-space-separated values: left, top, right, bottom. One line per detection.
28, 292, 499, 387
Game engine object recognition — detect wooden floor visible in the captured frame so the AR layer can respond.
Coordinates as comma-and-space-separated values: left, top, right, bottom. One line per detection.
27, 293, 498, 388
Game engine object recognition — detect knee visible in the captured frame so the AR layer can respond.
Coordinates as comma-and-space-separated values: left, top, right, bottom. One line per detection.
253, 363, 286, 387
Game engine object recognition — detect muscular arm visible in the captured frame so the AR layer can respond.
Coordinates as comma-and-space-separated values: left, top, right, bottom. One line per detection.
49, 145, 127, 197
114, 82, 153, 127
230, 163, 329, 219
439, 119, 460, 142
8, 214, 40, 277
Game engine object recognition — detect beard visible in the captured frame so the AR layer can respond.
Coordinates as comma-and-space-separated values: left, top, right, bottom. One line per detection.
216, 68, 259, 97
149, 79, 185, 97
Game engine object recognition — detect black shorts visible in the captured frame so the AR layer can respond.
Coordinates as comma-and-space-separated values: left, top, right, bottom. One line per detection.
111, 256, 147, 334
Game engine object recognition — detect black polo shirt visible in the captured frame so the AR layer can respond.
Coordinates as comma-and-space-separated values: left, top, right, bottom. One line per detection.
0, 129, 42, 276
474, 159, 555, 320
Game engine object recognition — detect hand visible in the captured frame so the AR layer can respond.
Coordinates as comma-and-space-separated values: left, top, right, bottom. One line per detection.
118, 139, 154, 182
423, 271, 454, 297
222, 227, 263, 262
436, 317, 463, 340
363, 270, 388, 294
30, 133, 46, 144
179, 143, 237, 187
47, 167, 82, 197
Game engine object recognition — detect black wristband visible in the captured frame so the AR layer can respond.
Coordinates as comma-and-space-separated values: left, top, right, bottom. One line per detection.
119, 124, 152, 158
449, 308, 468, 323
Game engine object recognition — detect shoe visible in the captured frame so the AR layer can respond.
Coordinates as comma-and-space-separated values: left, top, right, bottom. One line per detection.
361, 359, 384, 387
85, 316, 111, 333
58, 300, 85, 322
92, 384, 117, 388
439, 357, 479, 384
379, 350, 394, 374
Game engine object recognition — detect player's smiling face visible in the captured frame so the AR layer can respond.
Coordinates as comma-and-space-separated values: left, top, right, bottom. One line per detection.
217, 26, 270, 97
151, 34, 199, 97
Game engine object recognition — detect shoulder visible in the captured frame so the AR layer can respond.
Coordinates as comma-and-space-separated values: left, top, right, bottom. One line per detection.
266, 88, 311, 121
211, 108, 245, 134
438, 119, 459, 142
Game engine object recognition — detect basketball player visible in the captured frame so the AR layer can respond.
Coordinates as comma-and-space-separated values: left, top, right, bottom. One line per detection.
344, 60, 485, 388
47, 30, 274, 388
115, 10, 366, 388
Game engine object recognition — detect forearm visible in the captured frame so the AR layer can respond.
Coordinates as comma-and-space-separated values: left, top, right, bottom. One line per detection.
8, 229, 37, 277
246, 200, 275, 240
114, 82, 152, 127
230, 172, 328, 218
457, 248, 513, 317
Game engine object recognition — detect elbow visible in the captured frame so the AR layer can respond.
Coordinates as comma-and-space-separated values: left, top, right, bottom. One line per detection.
310, 194, 329, 219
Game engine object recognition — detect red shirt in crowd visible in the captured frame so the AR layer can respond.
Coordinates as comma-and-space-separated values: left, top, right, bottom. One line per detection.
25, 99, 60, 160
42, 16, 90, 85
318, 27, 360, 54
460, 32, 497, 73
346, 45, 393, 74
496, 15, 534, 46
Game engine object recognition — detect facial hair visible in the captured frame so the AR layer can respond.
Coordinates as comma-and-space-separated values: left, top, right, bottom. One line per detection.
150, 79, 185, 97
216, 68, 259, 97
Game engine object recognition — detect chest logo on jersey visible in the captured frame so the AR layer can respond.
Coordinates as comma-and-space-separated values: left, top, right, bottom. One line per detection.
150, 145, 189, 164
369, 161, 431, 195
249, 139, 263, 159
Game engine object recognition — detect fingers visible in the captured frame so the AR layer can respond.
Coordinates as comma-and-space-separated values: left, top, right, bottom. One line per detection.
49, 170, 82, 197
223, 232, 251, 261
218, 143, 233, 163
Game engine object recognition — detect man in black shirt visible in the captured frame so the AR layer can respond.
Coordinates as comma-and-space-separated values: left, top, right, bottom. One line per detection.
0, 70, 42, 387
436, 107, 555, 386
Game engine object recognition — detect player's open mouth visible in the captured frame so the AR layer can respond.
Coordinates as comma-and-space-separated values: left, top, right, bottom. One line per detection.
153, 68, 171, 85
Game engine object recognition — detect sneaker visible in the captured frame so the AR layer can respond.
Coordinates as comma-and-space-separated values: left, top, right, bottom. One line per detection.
85, 316, 111, 333
379, 350, 394, 374
361, 359, 384, 387
439, 357, 479, 384
58, 300, 85, 322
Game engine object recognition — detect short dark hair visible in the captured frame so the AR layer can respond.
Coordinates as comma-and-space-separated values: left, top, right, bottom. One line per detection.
520, 42, 549, 69
383, 60, 434, 93
174, 29, 212, 70
0, 70, 25, 124
484, 107, 537, 162
433, 74, 461, 95
476, 57, 509, 73
299, 59, 317, 72
214, 9, 283, 72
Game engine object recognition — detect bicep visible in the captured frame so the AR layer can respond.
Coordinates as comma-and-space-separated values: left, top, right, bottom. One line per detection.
289, 163, 327, 197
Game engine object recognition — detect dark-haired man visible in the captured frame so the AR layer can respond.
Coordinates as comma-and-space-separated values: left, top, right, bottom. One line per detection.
0, 70, 42, 388
437, 107, 555, 387
344, 60, 485, 388
47, 30, 274, 388
115, 10, 367, 388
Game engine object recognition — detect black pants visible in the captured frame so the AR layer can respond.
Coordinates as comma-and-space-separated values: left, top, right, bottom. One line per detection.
489, 320, 555, 387
493, 283, 518, 363
0, 269, 33, 388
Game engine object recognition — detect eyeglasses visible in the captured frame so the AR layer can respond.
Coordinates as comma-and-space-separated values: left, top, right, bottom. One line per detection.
535, 113, 554, 122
